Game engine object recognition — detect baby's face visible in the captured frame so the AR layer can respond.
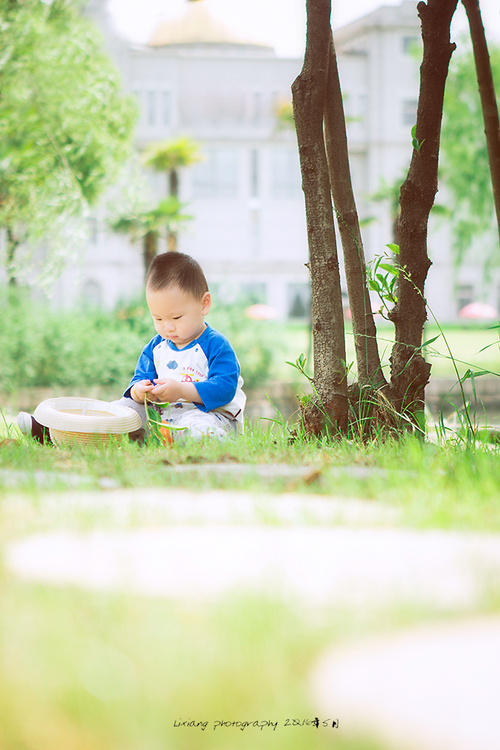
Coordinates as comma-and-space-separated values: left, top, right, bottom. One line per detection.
146, 284, 211, 348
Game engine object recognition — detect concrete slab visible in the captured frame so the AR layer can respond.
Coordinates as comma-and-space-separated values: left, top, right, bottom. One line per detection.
311, 616, 500, 750
168, 463, 408, 482
6, 522, 500, 609
1, 487, 400, 525
0, 462, 412, 489
0, 468, 90, 489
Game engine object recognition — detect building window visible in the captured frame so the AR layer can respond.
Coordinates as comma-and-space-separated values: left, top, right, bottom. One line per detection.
192, 149, 238, 199
82, 280, 102, 308
250, 92, 262, 125
271, 91, 280, 114
287, 283, 310, 319
457, 284, 473, 315
357, 94, 367, 123
147, 91, 156, 126
250, 149, 259, 197
249, 209, 260, 255
402, 35, 419, 55
344, 93, 367, 125
162, 91, 172, 126
270, 149, 302, 199
240, 283, 266, 305
402, 99, 418, 126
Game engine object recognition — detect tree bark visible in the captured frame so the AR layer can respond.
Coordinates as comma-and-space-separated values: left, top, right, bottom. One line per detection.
323, 33, 386, 389
167, 231, 177, 252
388, 0, 458, 418
168, 168, 178, 251
143, 230, 158, 273
462, 0, 500, 247
291, 0, 348, 435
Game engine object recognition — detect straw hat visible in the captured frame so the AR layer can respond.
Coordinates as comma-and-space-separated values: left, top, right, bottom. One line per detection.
34, 397, 142, 447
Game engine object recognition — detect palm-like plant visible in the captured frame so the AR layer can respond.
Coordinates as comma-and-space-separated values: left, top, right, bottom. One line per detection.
142, 136, 201, 251
112, 197, 192, 274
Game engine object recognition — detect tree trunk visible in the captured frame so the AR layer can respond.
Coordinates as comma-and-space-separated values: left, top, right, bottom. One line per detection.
291, 0, 348, 436
167, 231, 177, 252
462, 0, 500, 246
143, 230, 158, 273
168, 168, 178, 251
323, 33, 386, 389
388, 0, 458, 420
169, 169, 178, 197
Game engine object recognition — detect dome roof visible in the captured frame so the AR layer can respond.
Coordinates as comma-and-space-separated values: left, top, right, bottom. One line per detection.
148, 0, 270, 49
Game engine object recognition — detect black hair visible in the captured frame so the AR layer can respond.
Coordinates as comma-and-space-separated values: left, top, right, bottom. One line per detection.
146, 252, 209, 298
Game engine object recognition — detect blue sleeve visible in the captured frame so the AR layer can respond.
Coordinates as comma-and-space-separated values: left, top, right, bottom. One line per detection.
123, 335, 162, 398
194, 334, 240, 412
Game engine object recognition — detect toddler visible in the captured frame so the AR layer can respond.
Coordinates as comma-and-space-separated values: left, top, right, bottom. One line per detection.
121, 251, 245, 441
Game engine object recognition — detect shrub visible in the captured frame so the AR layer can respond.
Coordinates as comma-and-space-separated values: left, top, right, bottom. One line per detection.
0, 291, 285, 395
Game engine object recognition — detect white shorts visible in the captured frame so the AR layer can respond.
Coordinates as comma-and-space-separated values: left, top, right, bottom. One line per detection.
113, 398, 239, 442
164, 408, 238, 442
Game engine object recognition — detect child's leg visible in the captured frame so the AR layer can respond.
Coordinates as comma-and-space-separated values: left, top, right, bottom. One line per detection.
110, 397, 148, 430
169, 410, 238, 442
109, 397, 149, 443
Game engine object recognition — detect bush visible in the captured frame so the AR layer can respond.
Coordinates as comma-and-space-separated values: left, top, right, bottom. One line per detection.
0, 290, 144, 394
0, 290, 285, 395
208, 301, 285, 391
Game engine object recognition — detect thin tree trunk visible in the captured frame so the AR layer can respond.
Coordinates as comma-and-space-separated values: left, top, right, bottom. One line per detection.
388, 0, 459, 420
291, 0, 348, 435
168, 168, 178, 251
167, 232, 177, 252
169, 170, 178, 197
462, 0, 500, 246
323, 33, 386, 389
143, 230, 158, 274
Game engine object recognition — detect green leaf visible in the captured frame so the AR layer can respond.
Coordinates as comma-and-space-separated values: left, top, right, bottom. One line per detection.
477, 341, 500, 354
378, 262, 399, 276
422, 335, 441, 347
0, 1, 137, 282
460, 369, 489, 384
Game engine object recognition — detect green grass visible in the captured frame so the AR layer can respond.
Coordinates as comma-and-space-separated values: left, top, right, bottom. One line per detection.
2, 417, 500, 532
276, 320, 500, 383
3, 420, 500, 748
0, 580, 438, 750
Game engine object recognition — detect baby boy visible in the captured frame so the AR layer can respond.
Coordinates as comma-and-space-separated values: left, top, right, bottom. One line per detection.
124, 251, 246, 441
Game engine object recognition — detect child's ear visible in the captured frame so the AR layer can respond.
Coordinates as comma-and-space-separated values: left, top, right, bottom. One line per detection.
201, 291, 211, 315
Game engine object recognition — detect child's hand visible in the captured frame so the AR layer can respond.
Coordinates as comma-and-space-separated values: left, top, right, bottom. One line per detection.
150, 378, 184, 403
130, 379, 154, 403
150, 379, 203, 405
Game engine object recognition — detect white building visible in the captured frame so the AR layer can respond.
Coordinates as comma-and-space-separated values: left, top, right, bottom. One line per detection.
47, 0, 498, 322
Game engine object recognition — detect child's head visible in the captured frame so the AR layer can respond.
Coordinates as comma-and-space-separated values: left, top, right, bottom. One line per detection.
145, 252, 211, 348
146, 251, 208, 299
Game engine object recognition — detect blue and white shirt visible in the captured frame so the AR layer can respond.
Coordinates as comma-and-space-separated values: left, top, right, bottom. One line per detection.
125, 323, 246, 429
